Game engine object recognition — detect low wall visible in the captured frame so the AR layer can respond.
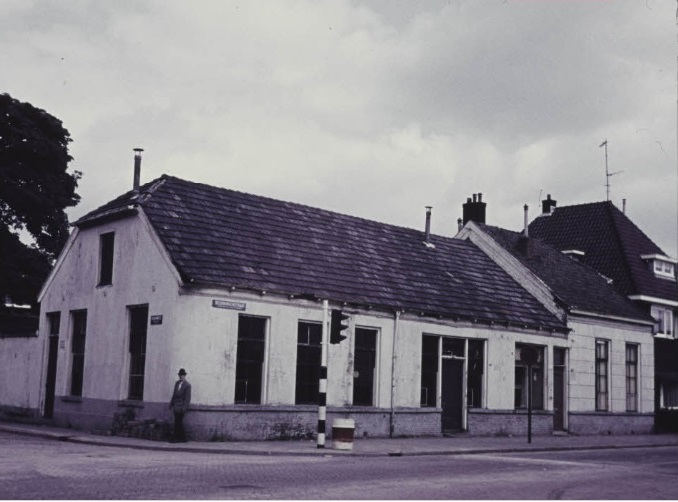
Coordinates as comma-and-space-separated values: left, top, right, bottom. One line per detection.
568, 412, 654, 435
468, 409, 553, 436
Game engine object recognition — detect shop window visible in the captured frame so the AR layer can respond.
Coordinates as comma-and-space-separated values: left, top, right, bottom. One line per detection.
295, 321, 322, 405
625, 344, 638, 412
235, 315, 267, 404
595, 340, 609, 411
660, 381, 678, 410
353, 328, 377, 406
421, 335, 438, 407
98, 232, 115, 286
128, 305, 149, 401
70, 310, 87, 396
467, 339, 484, 408
514, 344, 544, 410
651, 306, 675, 338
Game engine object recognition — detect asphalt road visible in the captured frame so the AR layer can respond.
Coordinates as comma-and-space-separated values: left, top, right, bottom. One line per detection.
0, 432, 676, 499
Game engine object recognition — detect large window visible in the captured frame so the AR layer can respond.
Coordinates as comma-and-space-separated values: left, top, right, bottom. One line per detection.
514, 344, 544, 410
98, 232, 115, 286
295, 321, 322, 405
625, 344, 638, 412
421, 335, 439, 407
70, 310, 87, 396
353, 328, 378, 406
660, 382, 678, 410
467, 340, 484, 408
235, 315, 267, 404
651, 306, 674, 338
128, 305, 149, 401
595, 340, 609, 411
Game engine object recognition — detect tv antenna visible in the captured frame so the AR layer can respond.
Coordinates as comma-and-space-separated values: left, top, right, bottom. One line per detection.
599, 139, 623, 201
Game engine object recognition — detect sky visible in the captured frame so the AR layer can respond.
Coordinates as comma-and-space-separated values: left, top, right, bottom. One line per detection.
2, 0, 677, 257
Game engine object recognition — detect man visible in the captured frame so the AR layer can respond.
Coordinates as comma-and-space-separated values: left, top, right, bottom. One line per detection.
169, 368, 191, 442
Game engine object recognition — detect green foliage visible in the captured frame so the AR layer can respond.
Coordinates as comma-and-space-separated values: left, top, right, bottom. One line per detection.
0, 93, 81, 306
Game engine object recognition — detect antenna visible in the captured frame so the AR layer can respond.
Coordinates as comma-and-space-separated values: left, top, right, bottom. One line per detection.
599, 139, 623, 201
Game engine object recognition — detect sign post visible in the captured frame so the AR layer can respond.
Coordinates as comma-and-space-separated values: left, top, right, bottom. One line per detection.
317, 300, 329, 448
520, 345, 539, 444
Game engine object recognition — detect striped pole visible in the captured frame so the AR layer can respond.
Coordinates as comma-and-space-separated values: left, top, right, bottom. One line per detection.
317, 300, 329, 448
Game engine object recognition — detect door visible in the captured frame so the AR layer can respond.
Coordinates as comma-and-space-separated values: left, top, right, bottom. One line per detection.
441, 358, 464, 431
553, 348, 566, 431
43, 334, 59, 418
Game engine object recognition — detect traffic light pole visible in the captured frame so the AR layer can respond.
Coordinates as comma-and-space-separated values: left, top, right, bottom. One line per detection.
317, 300, 329, 448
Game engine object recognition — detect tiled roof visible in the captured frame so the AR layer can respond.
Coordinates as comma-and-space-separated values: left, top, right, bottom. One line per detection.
529, 201, 677, 302
76, 175, 565, 331
479, 224, 652, 322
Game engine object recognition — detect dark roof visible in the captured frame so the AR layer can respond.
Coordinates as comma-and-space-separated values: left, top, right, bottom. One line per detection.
0, 306, 38, 338
528, 201, 677, 302
77, 175, 565, 331
479, 224, 652, 322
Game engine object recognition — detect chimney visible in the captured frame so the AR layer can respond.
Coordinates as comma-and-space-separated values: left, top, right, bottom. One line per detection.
541, 194, 557, 215
457, 217, 463, 232
424, 206, 432, 242
133, 148, 144, 192
462, 192, 487, 225
523, 204, 529, 237
622, 198, 626, 214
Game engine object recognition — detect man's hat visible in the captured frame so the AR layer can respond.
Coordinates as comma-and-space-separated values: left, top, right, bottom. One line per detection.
178, 368, 187, 376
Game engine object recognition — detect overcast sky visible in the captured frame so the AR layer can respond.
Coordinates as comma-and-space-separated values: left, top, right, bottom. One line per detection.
2, 0, 677, 257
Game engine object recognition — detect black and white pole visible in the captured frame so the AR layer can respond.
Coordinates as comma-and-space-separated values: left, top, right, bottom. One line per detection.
317, 300, 329, 448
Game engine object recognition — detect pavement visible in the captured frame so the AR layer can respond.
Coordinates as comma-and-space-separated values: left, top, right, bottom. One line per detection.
1, 420, 676, 457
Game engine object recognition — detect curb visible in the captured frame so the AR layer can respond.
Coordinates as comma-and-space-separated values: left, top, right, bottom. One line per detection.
2, 425, 676, 458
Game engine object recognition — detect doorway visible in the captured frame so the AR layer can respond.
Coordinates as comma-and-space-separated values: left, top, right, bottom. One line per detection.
442, 358, 464, 431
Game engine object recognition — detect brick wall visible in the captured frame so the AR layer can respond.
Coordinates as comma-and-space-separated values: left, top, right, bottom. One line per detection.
468, 409, 553, 436
568, 412, 654, 435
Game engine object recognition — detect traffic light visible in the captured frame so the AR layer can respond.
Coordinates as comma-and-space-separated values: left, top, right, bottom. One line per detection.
330, 309, 349, 344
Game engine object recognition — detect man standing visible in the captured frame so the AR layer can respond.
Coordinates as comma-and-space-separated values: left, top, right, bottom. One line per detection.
169, 368, 191, 442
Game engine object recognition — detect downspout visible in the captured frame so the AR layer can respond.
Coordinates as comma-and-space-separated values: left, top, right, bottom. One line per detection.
389, 309, 400, 438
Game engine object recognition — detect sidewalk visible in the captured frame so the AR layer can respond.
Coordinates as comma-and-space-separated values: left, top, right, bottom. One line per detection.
1, 421, 676, 457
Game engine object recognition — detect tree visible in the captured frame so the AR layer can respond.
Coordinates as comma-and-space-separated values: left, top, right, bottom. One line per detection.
0, 93, 81, 307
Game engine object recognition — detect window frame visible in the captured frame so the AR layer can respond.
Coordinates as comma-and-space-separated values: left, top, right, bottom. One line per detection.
98, 231, 115, 286
295, 320, 322, 405
234, 315, 268, 405
69, 310, 87, 397
651, 305, 675, 338
467, 339, 485, 409
514, 344, 545, 411
420, 335, 440, 407
595, 339, 610, 412
353, 327, 378, 407
625, 343, 638, 412
127, 305, 149, 401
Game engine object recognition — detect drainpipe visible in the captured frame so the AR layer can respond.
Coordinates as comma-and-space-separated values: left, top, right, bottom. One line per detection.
389, 310, 400, 438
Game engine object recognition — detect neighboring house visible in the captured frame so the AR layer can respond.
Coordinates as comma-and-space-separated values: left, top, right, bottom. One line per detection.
528, 197, 678, 432
456, 211, 655, 435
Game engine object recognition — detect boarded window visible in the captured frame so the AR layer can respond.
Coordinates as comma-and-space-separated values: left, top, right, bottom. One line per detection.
235, 315, 266, 404
595, 340, 609, 411
514, 344, 544, 410
295, 321, 322, 405
625, 344, 638, 412
467, 339, 484, 408
353, 328, 377, 406
70, 310, 87, 396
421, 335, 438, 407
128, 305, 149, 401
98, 232, 115, 286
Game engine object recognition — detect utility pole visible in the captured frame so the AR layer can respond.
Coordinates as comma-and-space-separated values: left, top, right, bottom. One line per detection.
317, 300, 329, 448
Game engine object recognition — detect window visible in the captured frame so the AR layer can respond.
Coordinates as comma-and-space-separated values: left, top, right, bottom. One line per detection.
514, 344, 544, 410
625, 344, 638, 412
48, 312, 61, 338
295, 321, 322, 405
595, 340, 609, 411
128, 305, 149, 401
421, 335, 438, 407
235, 315, 266, 404
98, 232, 115, 286
660, 381, 678, 410
653, 260, 675, 279
70, 310, 87, 396
651, 306, 675, 338
467, 340, 484, 408
353, 328, 378, 406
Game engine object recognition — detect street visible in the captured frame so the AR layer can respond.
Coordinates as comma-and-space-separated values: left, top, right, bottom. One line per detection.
0, 432, 676, 499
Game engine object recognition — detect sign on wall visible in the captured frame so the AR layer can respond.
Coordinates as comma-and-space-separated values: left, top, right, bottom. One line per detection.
212, 299, 246, 311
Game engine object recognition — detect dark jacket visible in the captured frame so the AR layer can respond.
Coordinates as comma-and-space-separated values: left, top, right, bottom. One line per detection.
169, 379, 191, 413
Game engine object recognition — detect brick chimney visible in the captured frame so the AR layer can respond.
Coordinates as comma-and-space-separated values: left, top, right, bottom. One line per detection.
541, 194, 557, 215
462, 193, 487, 225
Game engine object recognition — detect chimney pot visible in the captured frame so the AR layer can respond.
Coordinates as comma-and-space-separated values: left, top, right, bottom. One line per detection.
473, 193, 477, 203
541, 193, 557, 214
133, 148, 144, 192
457, 217, 463, 232
523, 204, 529, 237
424, 206, 432, 242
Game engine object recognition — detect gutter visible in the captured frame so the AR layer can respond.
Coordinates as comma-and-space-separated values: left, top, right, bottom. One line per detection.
568, 309, 655, 327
